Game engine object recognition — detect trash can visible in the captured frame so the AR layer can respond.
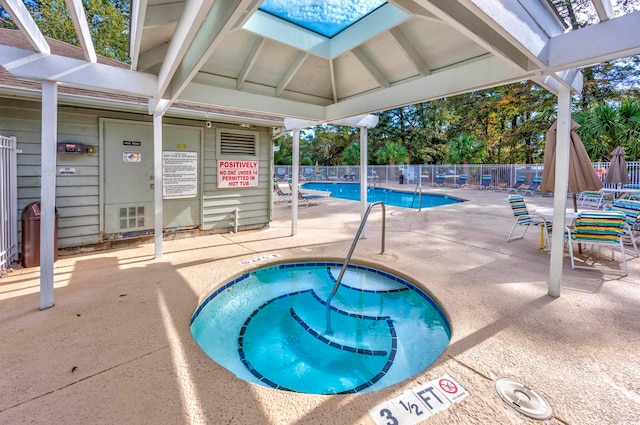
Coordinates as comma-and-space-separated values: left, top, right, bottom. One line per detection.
21, 201, 58, 268
399, 173, 404, 184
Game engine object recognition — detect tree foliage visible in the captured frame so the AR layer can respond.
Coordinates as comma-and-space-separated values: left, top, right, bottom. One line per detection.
575, 98, 640, 161
1, 0, 130, 63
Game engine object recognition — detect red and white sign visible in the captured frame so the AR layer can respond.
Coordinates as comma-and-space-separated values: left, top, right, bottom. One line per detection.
217, 160, 259, 188
437, 374, 468, 403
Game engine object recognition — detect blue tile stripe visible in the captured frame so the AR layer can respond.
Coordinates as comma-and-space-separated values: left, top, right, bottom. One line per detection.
337, 317, 397, 395
289, 308, 388, 356
237, 289, 397, 394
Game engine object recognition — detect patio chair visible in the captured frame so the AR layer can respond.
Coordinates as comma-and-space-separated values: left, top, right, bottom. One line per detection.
579, 190, 608, 208
605, 199, 640, 255
565, 211, 629, 274
507, 195, 552, 247
434, 175, 446, 187
477, 174, 492, 190
452, 174, 468, 188
274, 185, 291, 204
291, 190, 330, 207
519, 177, 541, 196
508, 176, 526, 193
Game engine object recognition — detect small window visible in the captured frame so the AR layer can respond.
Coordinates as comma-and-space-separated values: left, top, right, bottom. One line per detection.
217, 129, 258, 158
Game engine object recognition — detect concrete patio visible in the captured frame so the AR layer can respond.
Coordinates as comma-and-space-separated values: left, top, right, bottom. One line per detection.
1, 185, 639, 424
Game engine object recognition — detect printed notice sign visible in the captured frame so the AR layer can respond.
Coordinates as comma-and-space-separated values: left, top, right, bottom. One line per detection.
163, 151, 198, 199
218, 160, 259, 188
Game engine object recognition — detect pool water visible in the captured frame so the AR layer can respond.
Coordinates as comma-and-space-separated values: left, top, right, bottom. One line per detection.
191, 262, 450, 395
301, 182, 464, 209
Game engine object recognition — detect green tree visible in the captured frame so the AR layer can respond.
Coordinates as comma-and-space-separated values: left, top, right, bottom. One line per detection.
444, 134, 486, 164
341, 142, 360, 165
376, 141, 408, 165
2, 0, 130, 62
575, 99, 640, 161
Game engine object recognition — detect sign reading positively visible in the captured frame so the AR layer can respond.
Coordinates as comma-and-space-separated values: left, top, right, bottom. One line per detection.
218, 160, 259, 188
163, 151, 198, 199
369, 374, 468, 425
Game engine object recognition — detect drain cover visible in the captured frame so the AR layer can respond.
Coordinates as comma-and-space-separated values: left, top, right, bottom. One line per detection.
494, 378, 552, 420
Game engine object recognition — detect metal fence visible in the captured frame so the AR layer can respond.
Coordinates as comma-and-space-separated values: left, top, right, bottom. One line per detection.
274, 162, 640, 188
0, 135, 18, 272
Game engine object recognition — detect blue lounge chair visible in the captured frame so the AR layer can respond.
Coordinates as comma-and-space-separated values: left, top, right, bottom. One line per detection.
565, 211, 629, 274
507, 195, 552, 247
292, 190, 330, 207
520, 177, 541, 196
434, 175, 446, 187
478, 174, 492, 190
605, 199, 640, 254
508, 176, 526, 193
452, 174, 468, 188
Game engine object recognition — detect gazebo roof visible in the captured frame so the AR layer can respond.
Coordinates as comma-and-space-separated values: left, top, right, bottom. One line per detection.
1, 1, 639, 122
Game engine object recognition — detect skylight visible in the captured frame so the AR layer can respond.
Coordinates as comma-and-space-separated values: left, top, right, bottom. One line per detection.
258, 0, 387, 38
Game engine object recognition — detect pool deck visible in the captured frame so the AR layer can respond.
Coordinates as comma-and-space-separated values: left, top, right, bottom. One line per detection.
1, 184, 639, 424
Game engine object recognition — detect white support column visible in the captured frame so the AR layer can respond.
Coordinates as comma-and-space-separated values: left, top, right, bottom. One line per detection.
360, 127, 368, 239
153, 112, 163, 259
291, 129, 300, 236
548, 86, 572, 298
40, 81, 57, 310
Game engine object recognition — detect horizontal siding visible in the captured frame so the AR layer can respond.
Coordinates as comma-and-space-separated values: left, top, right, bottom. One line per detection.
201, 124, 271, 231
2, 98, 274, 252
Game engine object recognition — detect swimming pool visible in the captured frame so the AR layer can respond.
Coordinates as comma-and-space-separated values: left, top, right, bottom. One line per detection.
191, 262, 451, 395
301, 182, 464, 209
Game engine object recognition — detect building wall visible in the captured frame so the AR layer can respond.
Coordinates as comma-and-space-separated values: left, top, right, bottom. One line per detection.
0, 98, 273, 252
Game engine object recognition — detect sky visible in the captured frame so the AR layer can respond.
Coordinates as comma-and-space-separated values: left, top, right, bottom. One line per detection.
259, 0, 386, 37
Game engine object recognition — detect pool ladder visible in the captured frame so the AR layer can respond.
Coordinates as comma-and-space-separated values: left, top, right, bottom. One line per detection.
325, 201, 386, 335
411, 183, 423, 211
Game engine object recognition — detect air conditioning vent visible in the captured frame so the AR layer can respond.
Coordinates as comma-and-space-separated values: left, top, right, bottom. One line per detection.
220, 132, 256, 155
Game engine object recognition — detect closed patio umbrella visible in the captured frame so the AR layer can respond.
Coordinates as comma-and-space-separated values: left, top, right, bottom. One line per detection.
541, 120, 603, 211
605, 145, 629, 187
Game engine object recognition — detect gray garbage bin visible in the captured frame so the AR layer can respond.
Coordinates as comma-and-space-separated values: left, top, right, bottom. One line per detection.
21, 201, 58, 268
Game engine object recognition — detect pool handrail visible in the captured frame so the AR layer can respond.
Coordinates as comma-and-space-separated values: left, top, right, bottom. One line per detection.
411, 183, 423, 210
325, 201, 386, 335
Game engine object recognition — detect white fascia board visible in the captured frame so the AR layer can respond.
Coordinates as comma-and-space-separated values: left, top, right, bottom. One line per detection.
180, 82, 325, 121
65, 0, 97, 63
284, 117, 321, 130
331, 114, 379, 128
547, 11, 640, 72
129, 0, 148, 70
0, 0, 50, 54
2, 48, 157, 97
324, 54, 529, 121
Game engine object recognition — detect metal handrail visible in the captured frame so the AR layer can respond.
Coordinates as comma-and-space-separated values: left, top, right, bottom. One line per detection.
411, 183, 423, 211
325, 201, 386, 334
